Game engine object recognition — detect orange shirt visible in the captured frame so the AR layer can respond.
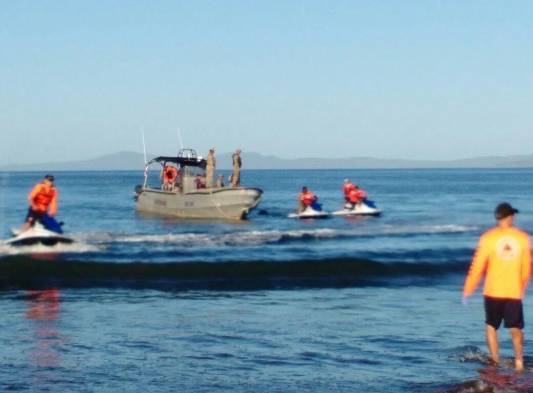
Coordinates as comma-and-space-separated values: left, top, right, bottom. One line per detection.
28, 183, 58, 215
463, 227, 531, 300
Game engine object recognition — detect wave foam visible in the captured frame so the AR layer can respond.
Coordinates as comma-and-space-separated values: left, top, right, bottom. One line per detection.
77, 224, 477, 248
0, 242, 100, 256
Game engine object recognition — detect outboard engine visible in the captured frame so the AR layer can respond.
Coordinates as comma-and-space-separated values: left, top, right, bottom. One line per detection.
133, 184, 143, 201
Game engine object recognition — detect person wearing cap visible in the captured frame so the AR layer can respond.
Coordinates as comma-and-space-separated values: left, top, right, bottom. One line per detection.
20, 175, 59, 232
206, 148, 216, 188
463, 202, 531, 371
231, 149, 242, 187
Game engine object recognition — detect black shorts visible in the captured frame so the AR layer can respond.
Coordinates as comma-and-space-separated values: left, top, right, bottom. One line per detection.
484, 296, 524, 329
25, 208, 45, 223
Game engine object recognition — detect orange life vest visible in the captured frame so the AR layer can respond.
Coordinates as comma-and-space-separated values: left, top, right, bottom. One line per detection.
348, 189, 367, 203
162, 166, 178, 183
300, 191, 315, 206
29, 183, 57, 214
343, 183, 356, 197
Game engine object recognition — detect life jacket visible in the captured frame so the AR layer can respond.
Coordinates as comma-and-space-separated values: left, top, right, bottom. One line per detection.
348, 189, 367, 203
343, 183, 356, 197
30, 183, 57, 214
300, 191, 315, 206
163, 166, 178, 183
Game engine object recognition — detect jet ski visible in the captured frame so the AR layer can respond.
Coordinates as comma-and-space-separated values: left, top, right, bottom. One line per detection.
6, 215, 74, 247
288, 202, 329, 219
332, 200, 382, 217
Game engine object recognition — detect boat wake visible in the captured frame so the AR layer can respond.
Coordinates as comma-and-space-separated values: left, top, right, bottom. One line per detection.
76, 224, 477, 248
0, 241, 100, 256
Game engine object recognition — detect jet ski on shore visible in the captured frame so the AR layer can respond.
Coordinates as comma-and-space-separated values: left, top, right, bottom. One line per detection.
332, 200, 382, 217
6, 215, 74, 247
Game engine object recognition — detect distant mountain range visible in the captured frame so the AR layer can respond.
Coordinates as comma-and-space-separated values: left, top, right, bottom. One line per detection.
1, 151, 533, 171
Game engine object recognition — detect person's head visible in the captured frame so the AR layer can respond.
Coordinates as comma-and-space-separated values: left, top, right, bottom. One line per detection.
44, 174, 54, 186
301, 186, 308, 193
495, 202, 518, 227
236, 149, 241, 154
210, 148, 215, 153
344, 178, 349, 184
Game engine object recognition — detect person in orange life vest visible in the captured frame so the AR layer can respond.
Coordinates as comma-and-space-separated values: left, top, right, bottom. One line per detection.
299, 186, 317, 212
347, 186, 368, 207
20, 175, 58, 233
160, 165, 178, 191
343, 179, 356, 202
463, 202, 531, 371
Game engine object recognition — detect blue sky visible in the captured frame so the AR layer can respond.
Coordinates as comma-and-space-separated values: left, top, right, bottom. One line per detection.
1, 1, 532, 165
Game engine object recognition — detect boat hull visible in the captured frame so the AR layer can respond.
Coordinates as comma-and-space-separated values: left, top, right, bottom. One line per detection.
135, 187, 263, 220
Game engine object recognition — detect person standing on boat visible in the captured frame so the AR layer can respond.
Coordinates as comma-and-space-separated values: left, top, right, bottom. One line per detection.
160, 165, 178, 191
206, 148, 216, 188
463, 203, 531, 371
216, 174, 224, 188
20, 175, 58, 232
231, 149, 242, 187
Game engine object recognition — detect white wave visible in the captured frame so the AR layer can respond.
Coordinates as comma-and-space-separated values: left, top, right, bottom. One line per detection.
0, 241, 101, 256
104, 228, 338, 247
73, 224, 477, 248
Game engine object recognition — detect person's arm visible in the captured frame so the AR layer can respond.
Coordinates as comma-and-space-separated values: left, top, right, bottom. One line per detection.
49, 190, 58, 216
28, 184, 41, 210
521, 236, 531, 297
463, 236, 489, 298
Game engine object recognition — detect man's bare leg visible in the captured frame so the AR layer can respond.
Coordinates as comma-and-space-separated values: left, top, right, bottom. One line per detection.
486, 325, 500, 364
510, 328, 524, 371
19, 218, 34, 234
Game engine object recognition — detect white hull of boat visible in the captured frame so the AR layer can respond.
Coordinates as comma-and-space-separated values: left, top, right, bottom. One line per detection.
136, 187, 263, 220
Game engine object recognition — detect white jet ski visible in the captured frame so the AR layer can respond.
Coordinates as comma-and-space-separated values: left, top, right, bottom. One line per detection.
288, 206, 330, 219
332, 200, 382, 217
6, 222, 74, 247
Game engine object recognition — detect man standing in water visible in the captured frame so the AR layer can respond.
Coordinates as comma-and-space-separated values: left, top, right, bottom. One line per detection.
206, 148, 216, 188
463, 203, 531, 371
231, 149, 242, 187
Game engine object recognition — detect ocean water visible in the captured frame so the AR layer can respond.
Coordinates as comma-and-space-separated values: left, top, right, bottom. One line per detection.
1, 169, 533, 392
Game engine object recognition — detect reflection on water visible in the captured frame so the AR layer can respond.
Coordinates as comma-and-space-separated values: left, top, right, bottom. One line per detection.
441, 363, 533, 393
25, 289, 61, 369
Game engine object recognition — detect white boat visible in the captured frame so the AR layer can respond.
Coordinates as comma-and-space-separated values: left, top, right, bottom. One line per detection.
6, 222, 74, 247
135, 149, 263, 220
288, 206, 330, 219
332, 201, 382, 217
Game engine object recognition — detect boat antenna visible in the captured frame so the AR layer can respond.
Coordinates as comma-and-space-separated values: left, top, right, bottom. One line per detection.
142, 126, 147, 164
177, 127, 184, 152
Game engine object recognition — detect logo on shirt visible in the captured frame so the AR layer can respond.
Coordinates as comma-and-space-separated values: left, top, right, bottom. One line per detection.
496, 236, 521, 261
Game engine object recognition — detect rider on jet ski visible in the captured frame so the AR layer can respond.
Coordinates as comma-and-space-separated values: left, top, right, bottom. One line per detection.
346, 185, 368, 210
343, 179, 356, 202
19, 174, 61, 233
299, 186, 320, 212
